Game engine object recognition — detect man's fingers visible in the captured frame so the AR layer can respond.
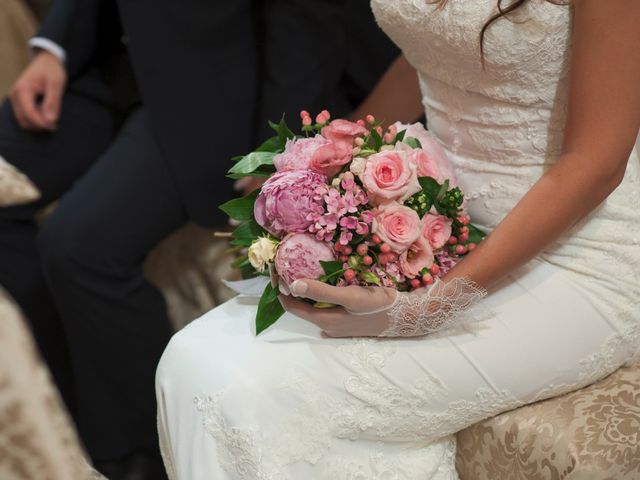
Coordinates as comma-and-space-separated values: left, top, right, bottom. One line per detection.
11, 85, 48, 130
289, 279, 361, 310
41, 77, 64, 128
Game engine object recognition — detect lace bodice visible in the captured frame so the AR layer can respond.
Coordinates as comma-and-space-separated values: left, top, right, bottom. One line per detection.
371, 0, 640, 331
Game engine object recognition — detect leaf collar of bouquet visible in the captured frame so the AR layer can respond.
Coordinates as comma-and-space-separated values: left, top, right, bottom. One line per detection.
219, 111, 486, 334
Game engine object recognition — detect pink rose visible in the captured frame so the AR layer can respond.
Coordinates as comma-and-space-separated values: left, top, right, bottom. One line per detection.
273, 135, 331, 172
372, 204, 421, 253
254, 170, 326, 237
407, 148, 442, 180
309, 141, 353, 177
275, 233, 335, 292
321, 119, 367, 144
392, 122, 456, 183
422, 213, 452, 249
361, 150, 421, 205
399, 236, 434, 279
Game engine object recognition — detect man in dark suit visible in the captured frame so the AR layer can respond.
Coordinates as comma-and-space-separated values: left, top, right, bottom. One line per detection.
0, 0, 257, 478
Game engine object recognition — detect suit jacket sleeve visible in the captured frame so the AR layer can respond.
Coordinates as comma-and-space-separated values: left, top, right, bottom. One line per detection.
36, 0, 102, 77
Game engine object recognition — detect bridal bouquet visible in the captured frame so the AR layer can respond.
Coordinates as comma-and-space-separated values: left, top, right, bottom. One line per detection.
221, 111, 485, 333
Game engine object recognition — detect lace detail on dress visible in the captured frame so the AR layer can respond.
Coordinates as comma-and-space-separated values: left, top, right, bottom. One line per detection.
380, 277, 487, 337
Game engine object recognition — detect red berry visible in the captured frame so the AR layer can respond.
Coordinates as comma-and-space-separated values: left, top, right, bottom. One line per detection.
339, 255, 349, 262
372, 234, 382, 245
448, 236, 458, 245
421, 273, 433, 284
356, 244, 368, 256
363, 255, 373, 266
455, 244, 467, 255
468, 242, 477, 251
380, 243, 392, 253
411, 279, 422, 289
344, 269, 357, 281
460, 226, 469, 234
458, 232, 469, 242
343, 245, 353, 255
429, 264, 440, 275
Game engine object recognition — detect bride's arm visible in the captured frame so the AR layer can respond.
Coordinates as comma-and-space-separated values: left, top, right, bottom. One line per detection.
279, 0, 640, 337
349, 54, 424, 124
444, 0, 640, 287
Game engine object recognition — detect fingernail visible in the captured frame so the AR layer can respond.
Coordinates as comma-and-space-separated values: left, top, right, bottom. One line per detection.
290, 280, 308, 296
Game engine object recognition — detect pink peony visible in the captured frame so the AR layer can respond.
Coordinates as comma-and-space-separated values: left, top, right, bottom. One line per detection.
399, 236, 434, 279
275, 233, 335, 291
321, 119, 368, 144
392, 122, 456, 183
372, 203, 421, 253
254, 170, 327, 237
273, 135, 331, 172
361, 149, 421, 206
309, 141, 353, 177
422, 213, 452, 249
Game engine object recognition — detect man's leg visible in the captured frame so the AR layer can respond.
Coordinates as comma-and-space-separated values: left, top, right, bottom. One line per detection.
37, 108, 187, 462
0, 92, 118, 412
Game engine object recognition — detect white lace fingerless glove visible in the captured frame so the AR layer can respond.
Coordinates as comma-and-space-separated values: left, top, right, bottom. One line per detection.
342, 277, 487, 338
379, 277, 487, 337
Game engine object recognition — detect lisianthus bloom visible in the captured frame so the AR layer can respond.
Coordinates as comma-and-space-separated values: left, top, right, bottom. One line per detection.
273, 135, 331, 172
422, 213, 453, 249
321, 119, 367, 145
361, 149, 421, 205
392, 122, 455, 183
372, 203, 421, 253
399, 236, 434, 278
254, 170, 326, 237
274, 233, 335, 292
247, 237, 277, 272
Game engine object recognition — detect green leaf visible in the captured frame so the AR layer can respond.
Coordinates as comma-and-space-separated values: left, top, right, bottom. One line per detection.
230, 219, 266, 247
320, 260, 343, 276
268, 115, 296, 142
404, 137, 423, 149
228, 151, 276, 177
219, 189, 259, 221
360, 271, 381, 286
256, 283, 285, 334
393, 129, 406, 144
467, 223, 486, 245
370, 128, 383, 150
230, 254, 251, 269
227, 165, 274, 180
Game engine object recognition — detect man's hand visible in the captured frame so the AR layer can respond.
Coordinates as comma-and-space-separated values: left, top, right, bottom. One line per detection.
9, 50, 67, 131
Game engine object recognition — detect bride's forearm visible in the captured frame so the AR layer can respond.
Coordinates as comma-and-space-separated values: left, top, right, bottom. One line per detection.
350, 54, 423, 124
445, 152, 628, 288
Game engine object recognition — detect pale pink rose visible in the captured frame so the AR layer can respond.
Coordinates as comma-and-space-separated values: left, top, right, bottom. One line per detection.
372, 204, 421, 253
399, 236, 434, 279
321, 119, 367, 144
273, 135, 331, 171
392, 122, 456, 183
422, 213, 452, 249
361, 150, 421, 205
309, 140, 353, 177
254, 170, 326, 237
275, 233, 335, 291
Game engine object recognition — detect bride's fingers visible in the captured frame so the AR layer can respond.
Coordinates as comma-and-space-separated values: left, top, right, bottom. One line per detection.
290, 279, 360, 309
279, 295, 346, 330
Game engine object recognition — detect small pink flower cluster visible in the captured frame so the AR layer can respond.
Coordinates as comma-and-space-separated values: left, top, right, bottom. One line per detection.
251, 111, 480, 292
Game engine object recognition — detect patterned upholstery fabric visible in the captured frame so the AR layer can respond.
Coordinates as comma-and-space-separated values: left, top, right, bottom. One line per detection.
0, 287, 104, 480
456, 363, 640, 480
0, 155, 41, 207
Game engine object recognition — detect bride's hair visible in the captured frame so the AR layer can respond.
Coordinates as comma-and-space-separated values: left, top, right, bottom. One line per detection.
430, 0, 569, 64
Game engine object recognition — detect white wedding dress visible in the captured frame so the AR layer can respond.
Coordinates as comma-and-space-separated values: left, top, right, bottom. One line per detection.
156, 1, 640, 478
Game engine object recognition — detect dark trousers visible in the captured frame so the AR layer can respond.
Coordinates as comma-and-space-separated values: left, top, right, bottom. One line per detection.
0, 84, 186, 460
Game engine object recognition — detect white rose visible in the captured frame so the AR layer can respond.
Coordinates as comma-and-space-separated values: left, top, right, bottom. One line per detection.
349, 156, 367, 176
248, 237, 277, 272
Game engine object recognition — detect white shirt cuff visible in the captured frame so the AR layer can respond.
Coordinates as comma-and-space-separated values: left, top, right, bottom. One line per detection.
28, 37, 67, 63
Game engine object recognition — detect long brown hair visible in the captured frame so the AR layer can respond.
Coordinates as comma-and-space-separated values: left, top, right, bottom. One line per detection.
430, 0, 568, 65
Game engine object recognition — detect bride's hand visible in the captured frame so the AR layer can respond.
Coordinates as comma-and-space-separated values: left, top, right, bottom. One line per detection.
279, 277, 486, 338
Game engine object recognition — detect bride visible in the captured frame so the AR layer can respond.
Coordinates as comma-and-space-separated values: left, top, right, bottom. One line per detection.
156, 1, 640, 478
